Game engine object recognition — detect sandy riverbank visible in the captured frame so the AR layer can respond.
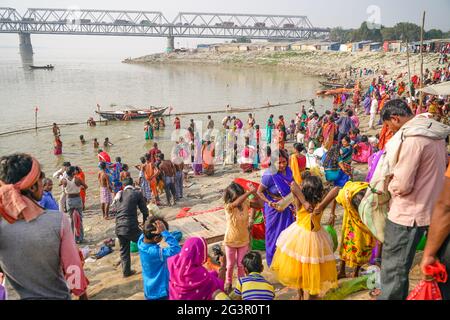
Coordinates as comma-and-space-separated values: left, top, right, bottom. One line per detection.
124, 50, 440, 87
76, 113, 415, 301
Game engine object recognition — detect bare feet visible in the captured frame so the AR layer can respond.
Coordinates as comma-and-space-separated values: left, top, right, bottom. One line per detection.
337, 272, 348, 280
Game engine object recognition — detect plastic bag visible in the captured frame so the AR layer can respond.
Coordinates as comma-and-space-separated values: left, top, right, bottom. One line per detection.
416, 232, 427, 251
358, 186, 390, 243
407, 262, 448, 300
147, 203, 162, 217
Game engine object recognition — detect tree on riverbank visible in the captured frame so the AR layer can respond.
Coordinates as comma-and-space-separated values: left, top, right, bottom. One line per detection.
330, 21, 449, 43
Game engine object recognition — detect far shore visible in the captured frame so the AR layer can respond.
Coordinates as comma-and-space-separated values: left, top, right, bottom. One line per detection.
124, 50, 440, 87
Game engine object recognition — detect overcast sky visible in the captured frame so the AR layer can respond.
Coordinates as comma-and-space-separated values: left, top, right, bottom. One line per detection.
1, 0, 449, 57
4, 0, 449, 29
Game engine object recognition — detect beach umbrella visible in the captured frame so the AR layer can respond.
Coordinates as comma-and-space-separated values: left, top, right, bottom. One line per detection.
418, 81, 450, 96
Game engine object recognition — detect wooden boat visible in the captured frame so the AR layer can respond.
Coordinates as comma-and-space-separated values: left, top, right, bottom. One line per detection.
319, 80, 355, 89
319, 81, 345, 89
30, 65, 54, 70
95, 107, 168, 121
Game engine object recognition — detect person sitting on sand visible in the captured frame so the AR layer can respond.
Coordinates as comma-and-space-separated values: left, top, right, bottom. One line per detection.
352, 135, 373, 164
114, 178, 149, 278
233, 251, 275, 301
168, 237, 226, 300
138, 217, 181, 300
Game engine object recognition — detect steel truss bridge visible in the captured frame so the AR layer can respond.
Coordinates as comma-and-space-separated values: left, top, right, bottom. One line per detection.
0, 7, 330, 52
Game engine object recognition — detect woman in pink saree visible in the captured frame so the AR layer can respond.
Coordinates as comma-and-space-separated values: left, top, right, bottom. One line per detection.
352, 136, 373, 164
168, 237, 225, 300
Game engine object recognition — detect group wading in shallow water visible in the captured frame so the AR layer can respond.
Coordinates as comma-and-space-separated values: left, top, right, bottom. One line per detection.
0, 61, 450, 301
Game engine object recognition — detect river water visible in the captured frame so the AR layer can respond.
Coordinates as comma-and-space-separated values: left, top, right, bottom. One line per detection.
0, 45, 330, 198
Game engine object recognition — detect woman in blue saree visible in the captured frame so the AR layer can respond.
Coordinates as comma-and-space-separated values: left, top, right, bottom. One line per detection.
257, 149, 296, 267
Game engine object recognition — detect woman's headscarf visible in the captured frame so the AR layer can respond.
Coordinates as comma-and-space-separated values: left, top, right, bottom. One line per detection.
0, 157, 44, 224
168, 237, 224, 300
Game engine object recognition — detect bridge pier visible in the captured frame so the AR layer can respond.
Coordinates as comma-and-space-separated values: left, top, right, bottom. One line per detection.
19, 33, 33, 55
166, 36, 175, 53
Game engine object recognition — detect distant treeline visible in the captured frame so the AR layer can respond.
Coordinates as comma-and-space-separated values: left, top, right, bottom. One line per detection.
330, 22, 450, 43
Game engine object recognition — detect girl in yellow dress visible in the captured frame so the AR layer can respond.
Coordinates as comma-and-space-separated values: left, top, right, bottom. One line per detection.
271, 173, 340, 300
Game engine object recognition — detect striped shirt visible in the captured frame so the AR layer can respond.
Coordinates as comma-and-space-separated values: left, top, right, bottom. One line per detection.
234, 273, 275, 300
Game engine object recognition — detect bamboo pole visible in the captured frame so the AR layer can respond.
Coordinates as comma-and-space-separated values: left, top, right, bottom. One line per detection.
419, 11, 426, 110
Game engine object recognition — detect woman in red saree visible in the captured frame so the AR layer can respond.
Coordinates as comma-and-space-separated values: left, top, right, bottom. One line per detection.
54, 136, 63, 155
322, 117, 337, 151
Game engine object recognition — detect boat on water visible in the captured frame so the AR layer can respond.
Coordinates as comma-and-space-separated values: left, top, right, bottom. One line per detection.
95, 107, 168, 121
30, 65, 54, 70
319, 80, 355, 89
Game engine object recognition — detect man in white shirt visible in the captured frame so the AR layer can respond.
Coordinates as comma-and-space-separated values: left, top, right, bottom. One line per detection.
52, 161, 71, 213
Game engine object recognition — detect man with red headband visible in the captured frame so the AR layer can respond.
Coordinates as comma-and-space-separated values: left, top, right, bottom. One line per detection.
0, 153, 89, 300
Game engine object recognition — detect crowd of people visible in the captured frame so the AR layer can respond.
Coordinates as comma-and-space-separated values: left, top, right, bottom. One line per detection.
0, 62, 449, 301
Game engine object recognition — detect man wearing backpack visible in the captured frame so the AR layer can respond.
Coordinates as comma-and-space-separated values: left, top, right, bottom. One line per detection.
378, 99, 449, 300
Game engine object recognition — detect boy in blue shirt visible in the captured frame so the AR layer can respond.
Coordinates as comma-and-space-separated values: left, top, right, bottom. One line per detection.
138, 217, 181, 300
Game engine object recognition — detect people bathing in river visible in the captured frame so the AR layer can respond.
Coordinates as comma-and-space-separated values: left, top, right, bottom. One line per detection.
54, 135, 63, 156
103, 137, 113, 148
87, 117, 96, 127
52, 123, 60, 137
93, 138, 99, 149
174, 117, 181, 130
79, 135, 86, 145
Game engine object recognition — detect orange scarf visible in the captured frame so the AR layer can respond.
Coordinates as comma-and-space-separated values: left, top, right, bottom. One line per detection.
0, 158, 44, 224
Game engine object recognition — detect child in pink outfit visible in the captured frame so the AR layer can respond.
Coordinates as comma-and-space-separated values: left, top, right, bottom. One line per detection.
222, 182, 263, 294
